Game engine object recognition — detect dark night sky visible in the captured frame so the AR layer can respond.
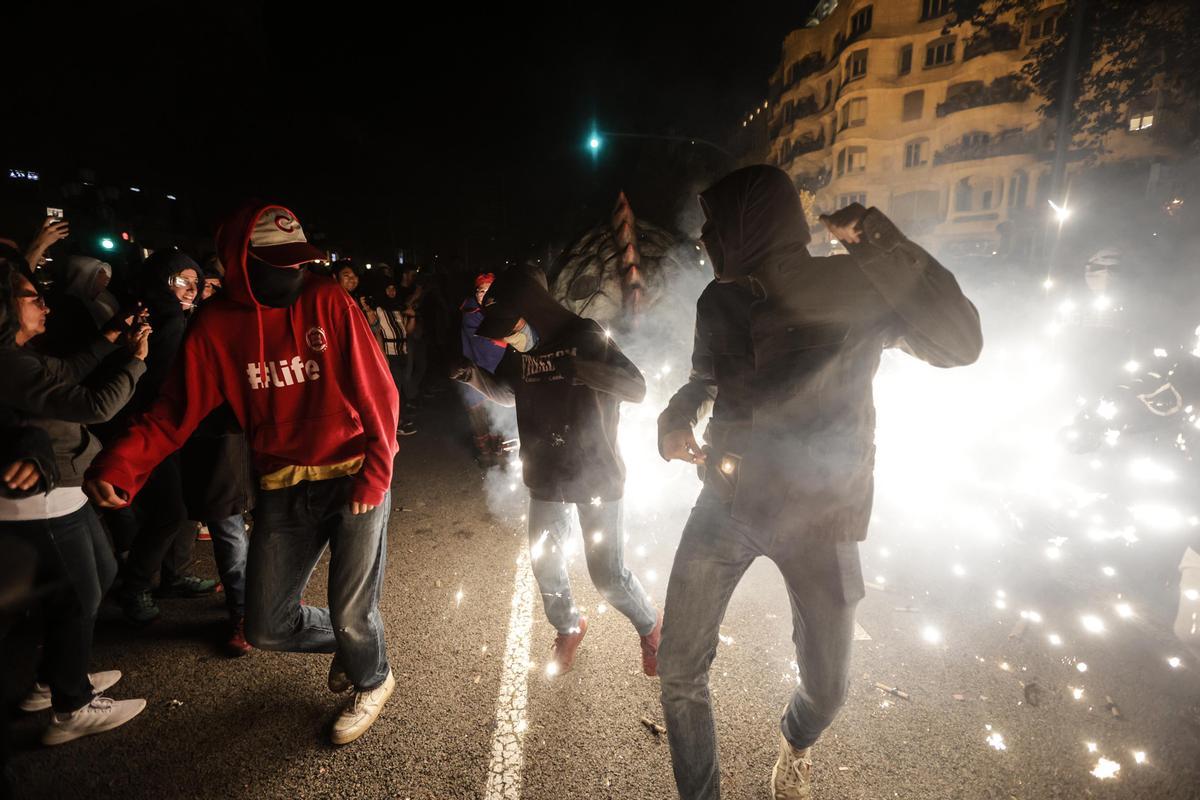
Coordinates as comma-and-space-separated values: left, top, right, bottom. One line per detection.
8, 3, 815, 265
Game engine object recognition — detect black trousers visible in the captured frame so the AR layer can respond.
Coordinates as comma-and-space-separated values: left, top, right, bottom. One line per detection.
111, 453, 193, 593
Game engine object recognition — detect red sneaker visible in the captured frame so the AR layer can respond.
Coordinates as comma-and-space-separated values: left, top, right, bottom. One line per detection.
552, 617, 588, 673
226, 617, 252, 657
640, 610, 663, 677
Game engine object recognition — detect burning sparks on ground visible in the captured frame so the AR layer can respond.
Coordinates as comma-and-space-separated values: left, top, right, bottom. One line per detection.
1091, 757, 1121, 780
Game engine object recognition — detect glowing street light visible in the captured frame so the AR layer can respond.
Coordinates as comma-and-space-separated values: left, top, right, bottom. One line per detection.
1048, 199, 1071, 223
588, 133, 602, 152
99, 237, 115, 251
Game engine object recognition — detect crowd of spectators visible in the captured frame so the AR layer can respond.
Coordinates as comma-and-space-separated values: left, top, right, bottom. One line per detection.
0, 211, 492, 759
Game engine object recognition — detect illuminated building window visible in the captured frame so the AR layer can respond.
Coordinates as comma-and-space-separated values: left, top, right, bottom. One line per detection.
838, 192, 867, 208
898, 44, 913, 76
1028, 11, 1062, 41
921, 0, 951, 20
850, 6, 873, 38
839, 97, 867, 130
902, 89, 924, 121
1008, 170, 1029, 208
925, 38, 956, 68
846, 49, 868, 82
955, 177, 973, 212
904, 139, 928, 168
1129, 112, 1154, 131
836, 148, 868, 177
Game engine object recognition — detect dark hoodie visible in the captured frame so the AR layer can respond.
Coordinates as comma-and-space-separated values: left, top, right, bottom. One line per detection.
460, 268, 645, 502
660, 165, 982, 540
88, 203, 399, 507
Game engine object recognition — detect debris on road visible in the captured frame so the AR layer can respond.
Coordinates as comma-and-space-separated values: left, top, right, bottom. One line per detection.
1022, 681, 1049, 707
953, 693, 966, 701
168, 699, 184, 708
874, 682, 910, 701
640, 716, 667, 736
1105, 696, 1123, 719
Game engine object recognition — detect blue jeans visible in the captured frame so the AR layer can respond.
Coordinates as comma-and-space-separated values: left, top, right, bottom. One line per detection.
527, 497, 657, 636
2, 505, 117, 712
244, 477, 391, 690
206, 515, 248, 619
658, 489, 864, 800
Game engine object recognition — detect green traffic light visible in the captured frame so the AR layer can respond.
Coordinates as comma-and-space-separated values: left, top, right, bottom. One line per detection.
99, 237, 115, 251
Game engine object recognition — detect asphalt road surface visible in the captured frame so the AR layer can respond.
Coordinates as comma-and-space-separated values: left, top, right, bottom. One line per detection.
6, 397, 1200, 800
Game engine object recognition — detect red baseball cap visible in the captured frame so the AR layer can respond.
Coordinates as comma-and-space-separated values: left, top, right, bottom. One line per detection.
247, 205, 326, 268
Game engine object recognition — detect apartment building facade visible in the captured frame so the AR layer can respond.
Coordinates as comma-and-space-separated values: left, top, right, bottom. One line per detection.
767, 0, 1177, 260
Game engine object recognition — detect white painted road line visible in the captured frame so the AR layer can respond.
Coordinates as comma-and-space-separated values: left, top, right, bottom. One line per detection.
854, 621, 872, 641
484, 547, 535, 800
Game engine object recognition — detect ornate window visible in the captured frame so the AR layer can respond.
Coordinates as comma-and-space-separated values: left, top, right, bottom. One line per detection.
850, 6, 873, 38
904, 139, 928, 168
846, 49, 868, 82
902, 90, 924, 121
921, 0, 951, 21
925, 38, 956, 68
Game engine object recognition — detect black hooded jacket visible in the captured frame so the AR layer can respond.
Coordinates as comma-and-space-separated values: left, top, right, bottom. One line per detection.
459, 269, 646, 503
660, 165, 982, 540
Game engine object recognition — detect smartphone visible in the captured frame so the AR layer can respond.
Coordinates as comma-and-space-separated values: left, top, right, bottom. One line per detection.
46, 207, 64, 220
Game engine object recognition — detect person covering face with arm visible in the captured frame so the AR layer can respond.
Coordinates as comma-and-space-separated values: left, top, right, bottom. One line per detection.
821, 203, 982, 368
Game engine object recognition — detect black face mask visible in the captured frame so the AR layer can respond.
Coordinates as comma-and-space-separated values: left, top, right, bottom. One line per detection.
247, 258, 305, 307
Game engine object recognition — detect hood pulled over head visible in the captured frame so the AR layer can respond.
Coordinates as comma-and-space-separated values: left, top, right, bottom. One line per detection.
698, 164, 811, 281
475, 267, 577, 343
215, 202, 325, 309
141, 250, 201, 317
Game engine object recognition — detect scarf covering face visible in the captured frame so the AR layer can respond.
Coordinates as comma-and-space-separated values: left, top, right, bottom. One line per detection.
247, 257, 306, 308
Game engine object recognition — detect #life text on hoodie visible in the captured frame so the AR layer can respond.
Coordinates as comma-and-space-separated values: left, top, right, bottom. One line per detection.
87, 203, 399, 507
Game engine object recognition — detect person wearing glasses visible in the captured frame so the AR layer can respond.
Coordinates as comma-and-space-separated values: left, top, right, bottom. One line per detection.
0, 249, 151, 745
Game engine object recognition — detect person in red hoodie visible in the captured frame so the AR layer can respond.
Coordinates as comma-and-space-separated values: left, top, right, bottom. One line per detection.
84, 203, 400, 745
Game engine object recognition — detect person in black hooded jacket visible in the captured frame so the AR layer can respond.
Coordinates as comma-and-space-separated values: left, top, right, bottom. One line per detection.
454, 267, 662, 676
105, 251, 217, 624
656, 165, 982, 800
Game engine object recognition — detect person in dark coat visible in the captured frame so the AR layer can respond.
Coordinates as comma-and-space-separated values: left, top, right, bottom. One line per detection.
0, 253, 150, 746
656, 165, 982, 800
454, 267, 662, 676
180, 272, 257, 655
105, 251, 216, 624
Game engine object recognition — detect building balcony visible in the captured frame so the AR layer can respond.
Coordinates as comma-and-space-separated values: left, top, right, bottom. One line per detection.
932, 128, 1041, 165
936, 75, 1031, 117
781, 132, 826, 164
962, 24, 1021, 62
787, 51, 826, 88
795, 166, 832, 193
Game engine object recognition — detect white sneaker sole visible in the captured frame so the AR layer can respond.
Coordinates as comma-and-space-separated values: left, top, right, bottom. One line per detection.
42, 698, 146, 746
331, 674, 396, 745
20, 671, 123, 713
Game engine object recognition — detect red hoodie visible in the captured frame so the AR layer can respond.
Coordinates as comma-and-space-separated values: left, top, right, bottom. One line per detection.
88, 203, 399, 507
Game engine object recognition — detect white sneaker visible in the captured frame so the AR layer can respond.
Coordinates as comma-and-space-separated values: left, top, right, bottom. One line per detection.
42, 695, 146, 746
771, 735, 813, 799
331, 670, 395, 745
20, 671, 123, 713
